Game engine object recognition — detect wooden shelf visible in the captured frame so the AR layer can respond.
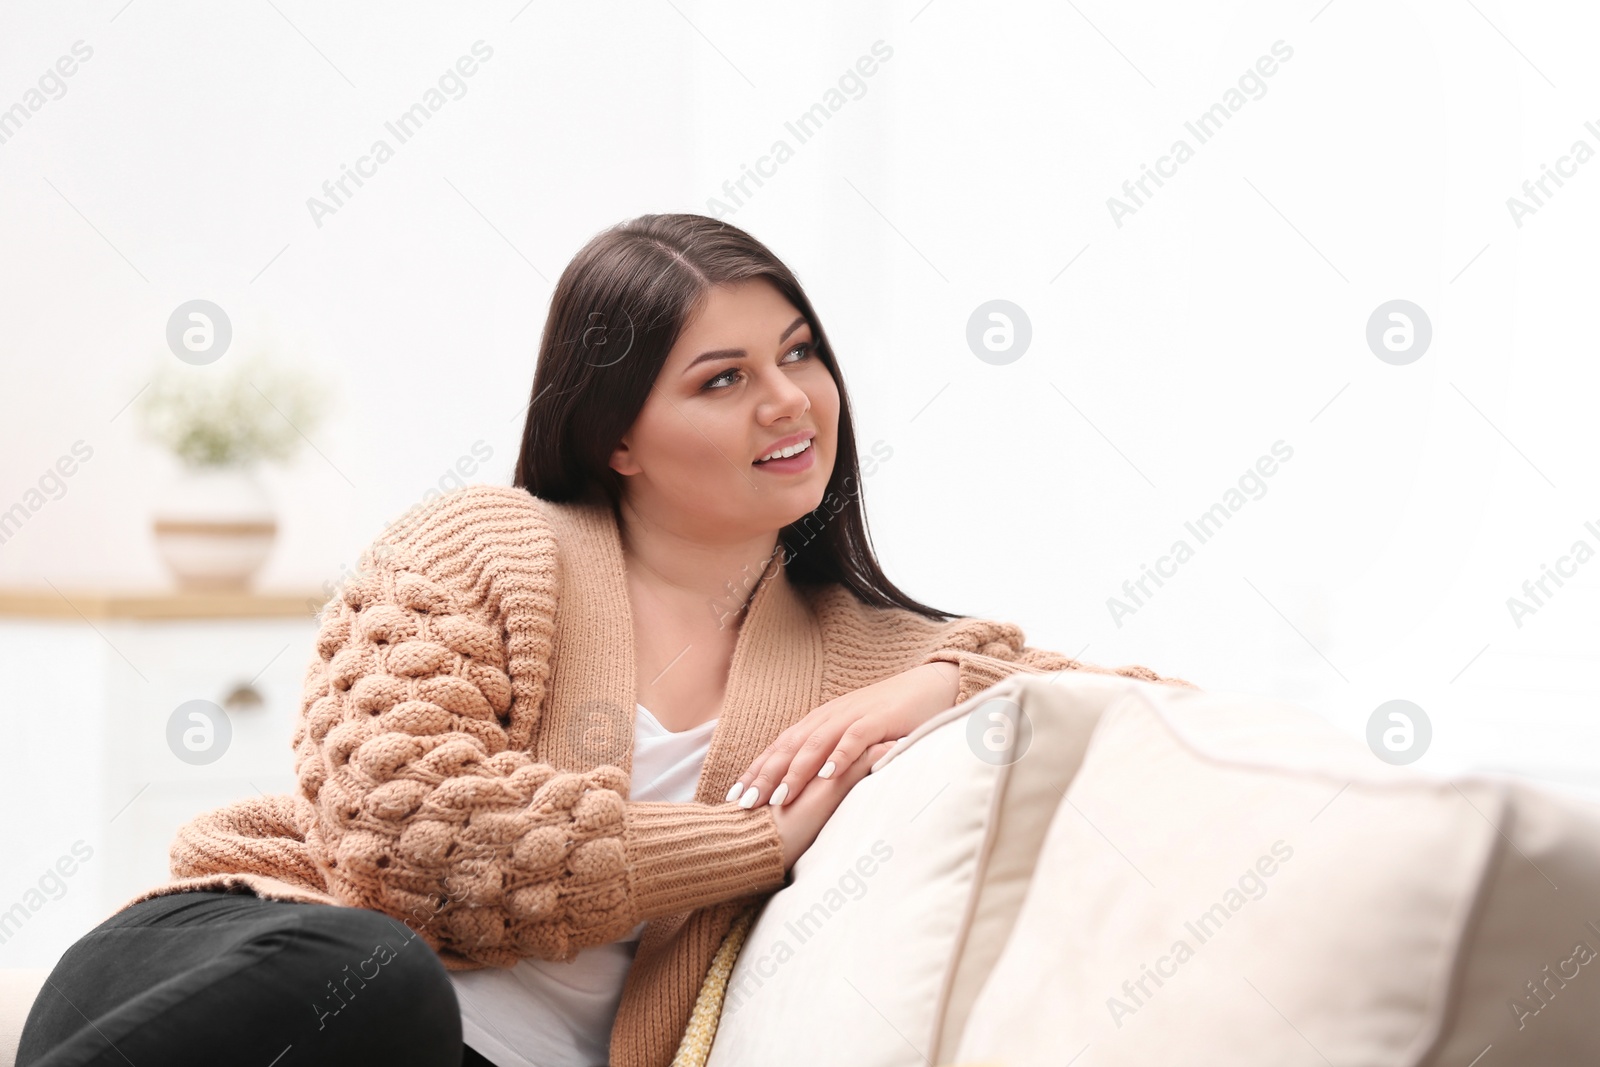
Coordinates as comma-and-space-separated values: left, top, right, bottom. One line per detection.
0, 588, 332, 620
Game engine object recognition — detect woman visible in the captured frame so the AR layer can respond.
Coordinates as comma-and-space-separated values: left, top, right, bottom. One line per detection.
19, 213, 1192, 1067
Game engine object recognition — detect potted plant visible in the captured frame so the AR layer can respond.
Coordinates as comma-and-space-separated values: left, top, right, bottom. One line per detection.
136, 352, 329, 592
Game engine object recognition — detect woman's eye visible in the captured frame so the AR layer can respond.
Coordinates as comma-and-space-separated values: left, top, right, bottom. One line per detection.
702, 342, 813, 390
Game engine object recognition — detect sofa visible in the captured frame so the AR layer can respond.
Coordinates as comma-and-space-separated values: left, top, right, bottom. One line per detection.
9, 669, 1600, 1066
689, 669, 1600, 1066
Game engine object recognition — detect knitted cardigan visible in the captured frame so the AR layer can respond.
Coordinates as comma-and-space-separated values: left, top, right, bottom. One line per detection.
119, 484, 1196, 1067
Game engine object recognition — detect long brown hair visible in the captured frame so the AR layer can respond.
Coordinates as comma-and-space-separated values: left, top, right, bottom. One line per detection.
511, 213, 955, 622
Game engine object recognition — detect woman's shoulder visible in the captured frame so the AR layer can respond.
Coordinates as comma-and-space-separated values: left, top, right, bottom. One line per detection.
380, 483, 550, 544
802, 581, 982, 644
369, 484, 611, 563
329, 485, 600, 616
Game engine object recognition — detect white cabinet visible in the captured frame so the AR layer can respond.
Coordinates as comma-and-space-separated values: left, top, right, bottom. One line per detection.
0, 590, 323, 968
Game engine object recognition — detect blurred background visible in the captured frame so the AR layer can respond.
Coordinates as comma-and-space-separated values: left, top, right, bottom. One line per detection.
2, 0, 1596, 968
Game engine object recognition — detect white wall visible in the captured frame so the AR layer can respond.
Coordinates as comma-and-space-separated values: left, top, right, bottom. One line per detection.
3, 0, 1599, 959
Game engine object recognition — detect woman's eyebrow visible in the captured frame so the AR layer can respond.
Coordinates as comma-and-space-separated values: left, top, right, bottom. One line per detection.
681, 314, 809, 374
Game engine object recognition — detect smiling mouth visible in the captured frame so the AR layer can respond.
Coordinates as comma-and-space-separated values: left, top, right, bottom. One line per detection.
754, 438, 814, 464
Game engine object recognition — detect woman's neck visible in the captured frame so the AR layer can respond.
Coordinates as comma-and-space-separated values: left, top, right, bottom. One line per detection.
617, 503, 785, 625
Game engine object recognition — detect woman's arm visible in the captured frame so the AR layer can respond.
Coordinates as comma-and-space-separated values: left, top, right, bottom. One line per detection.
733, 590, 1197, 806
916, 618, 1200, 707
237, 489, 785, 967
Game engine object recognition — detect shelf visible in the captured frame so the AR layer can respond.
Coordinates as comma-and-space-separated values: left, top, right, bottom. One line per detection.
0, 587, 332, 620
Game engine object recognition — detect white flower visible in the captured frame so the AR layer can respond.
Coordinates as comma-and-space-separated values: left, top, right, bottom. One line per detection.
137, 352, 331, 468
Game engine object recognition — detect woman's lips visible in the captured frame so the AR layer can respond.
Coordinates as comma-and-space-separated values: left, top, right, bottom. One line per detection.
752, 440, 816, 473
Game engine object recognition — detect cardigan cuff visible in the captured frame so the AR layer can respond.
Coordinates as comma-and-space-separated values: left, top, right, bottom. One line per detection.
623, 801, 788, 921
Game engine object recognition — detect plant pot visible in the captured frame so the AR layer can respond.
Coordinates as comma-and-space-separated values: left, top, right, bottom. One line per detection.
151, 465, 278, 592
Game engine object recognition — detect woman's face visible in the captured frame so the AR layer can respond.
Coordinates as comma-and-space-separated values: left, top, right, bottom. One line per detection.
608, 278, 840, 541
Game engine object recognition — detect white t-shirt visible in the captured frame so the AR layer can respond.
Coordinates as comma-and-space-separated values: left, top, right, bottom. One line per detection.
450, 704, 720, 1067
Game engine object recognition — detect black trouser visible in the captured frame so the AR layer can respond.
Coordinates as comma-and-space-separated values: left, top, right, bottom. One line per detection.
18, 889, 499, 1066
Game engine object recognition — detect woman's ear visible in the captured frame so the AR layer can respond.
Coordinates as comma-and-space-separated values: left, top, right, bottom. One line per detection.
608, 436, 640, 477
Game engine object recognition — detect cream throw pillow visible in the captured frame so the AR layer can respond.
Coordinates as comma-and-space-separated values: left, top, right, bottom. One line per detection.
956, 675, 1600, 1066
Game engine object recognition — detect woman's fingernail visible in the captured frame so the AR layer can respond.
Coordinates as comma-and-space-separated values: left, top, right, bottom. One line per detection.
726, 782, 743, 803
739, 786, 759, 809
817, 761, 836, 780
768, 783, 788, 806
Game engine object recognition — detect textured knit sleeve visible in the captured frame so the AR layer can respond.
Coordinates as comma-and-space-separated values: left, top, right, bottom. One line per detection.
812, 585, 1197, 708
282, 487, 786, 969
913, 615, 1200, 706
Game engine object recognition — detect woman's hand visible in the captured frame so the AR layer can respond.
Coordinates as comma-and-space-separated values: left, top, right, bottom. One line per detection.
770, 739, 897, 872
725, 661, 960, 810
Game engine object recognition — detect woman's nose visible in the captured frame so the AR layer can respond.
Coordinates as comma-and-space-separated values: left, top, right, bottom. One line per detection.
759, 369, 810, 419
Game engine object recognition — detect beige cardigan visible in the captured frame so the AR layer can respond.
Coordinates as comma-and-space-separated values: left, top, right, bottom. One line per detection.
120, 485, 1194, 1066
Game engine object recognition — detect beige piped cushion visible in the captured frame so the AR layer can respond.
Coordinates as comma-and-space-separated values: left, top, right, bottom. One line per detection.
956, 675, 1600, 1066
